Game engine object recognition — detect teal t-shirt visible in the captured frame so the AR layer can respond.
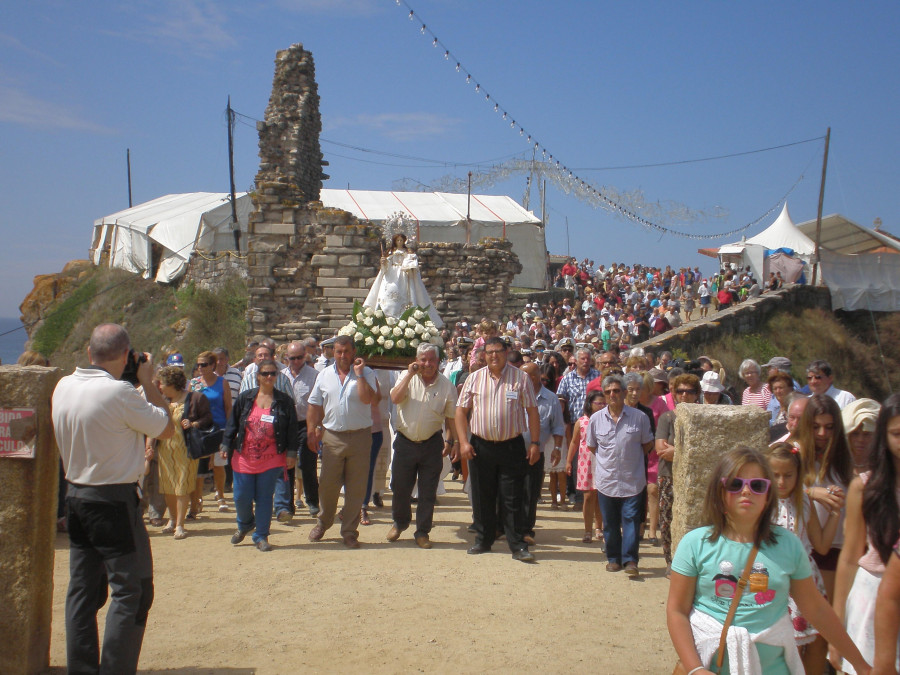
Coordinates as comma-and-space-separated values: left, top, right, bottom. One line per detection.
671, 525, 811, 674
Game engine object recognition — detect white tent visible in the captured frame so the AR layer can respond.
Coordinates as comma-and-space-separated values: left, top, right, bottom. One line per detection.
91, 193, 250, 283
318, 189, 547, 288
746, 203, 815, 258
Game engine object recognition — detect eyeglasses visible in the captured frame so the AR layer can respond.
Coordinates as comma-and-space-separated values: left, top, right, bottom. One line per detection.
675, 388, 698, 395
604, 388, 623, 395
196, 362, 210, 368
721, 477, 771, 495
258, 371, 278, 378
288, 355, 305, 361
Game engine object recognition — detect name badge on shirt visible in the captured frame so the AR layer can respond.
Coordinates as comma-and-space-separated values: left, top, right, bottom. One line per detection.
260, 414, 275, 424
506, 391, 518, 401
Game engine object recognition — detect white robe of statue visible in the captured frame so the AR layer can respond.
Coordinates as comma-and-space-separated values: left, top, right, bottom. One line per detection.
364, 250, 443, 327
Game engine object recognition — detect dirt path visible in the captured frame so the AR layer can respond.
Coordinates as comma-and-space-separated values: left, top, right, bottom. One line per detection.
50, 479, 676, 673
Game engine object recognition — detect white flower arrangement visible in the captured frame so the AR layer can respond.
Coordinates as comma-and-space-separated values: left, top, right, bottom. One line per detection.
342, 300, 443, 358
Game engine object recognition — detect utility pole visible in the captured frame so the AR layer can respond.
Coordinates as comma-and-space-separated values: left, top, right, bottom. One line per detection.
227, 96, 241, 253
811, 127, 830, 286
466, 171, 472, 245
126, 148, 133, 207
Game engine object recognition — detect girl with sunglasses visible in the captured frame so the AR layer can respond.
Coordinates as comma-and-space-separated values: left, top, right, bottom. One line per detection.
667, 446, 869, 674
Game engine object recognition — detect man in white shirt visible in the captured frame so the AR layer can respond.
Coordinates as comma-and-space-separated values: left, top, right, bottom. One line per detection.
806, 359, 856, 409
52, 324, 174, 674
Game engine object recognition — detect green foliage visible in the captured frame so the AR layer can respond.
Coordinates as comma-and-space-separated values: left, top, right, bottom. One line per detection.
176, 278, 248, 362
31, 275, 99, 356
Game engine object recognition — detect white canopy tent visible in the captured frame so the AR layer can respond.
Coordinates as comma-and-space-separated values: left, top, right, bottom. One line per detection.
91, 193, 250, 283
318, 189, 547, 289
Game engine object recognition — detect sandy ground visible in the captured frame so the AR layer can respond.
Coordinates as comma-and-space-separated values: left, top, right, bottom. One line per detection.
49, 476, 677, 674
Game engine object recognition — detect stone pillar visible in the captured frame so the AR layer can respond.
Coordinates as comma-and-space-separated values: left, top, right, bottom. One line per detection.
0, 365, 62, 675
671, 403, 770, 552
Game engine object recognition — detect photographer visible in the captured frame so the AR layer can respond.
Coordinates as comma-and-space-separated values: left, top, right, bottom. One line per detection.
52, 323, 174, 674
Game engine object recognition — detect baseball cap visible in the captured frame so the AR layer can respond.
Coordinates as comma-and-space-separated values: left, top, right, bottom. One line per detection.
166, 353, 185, 368
649, 367, 668, 384
762, 356, 792, 371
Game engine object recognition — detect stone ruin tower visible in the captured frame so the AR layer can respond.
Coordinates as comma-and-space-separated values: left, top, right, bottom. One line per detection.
244, 44, 523, 342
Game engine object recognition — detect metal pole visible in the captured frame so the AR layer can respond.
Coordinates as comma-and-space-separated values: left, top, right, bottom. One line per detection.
466, 171, 472, 245
811, 127, 830, 286
227, 96, 241, 253
126, 148, 133, 207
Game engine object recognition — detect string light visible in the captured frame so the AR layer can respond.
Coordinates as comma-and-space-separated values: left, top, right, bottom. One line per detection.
394, 0, 811, 240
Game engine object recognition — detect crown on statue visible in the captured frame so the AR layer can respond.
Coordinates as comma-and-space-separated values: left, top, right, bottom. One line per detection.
382, 211, 417, 246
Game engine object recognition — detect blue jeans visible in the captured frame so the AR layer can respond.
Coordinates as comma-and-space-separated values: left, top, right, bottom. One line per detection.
233, 466, 282, 543
597, 491, 643, 565
273, 468, 293, 517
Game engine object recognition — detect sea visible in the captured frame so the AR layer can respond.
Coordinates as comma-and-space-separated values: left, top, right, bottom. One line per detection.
0, 317, 27, 366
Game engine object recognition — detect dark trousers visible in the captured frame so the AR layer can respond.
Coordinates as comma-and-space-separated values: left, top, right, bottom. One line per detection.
521, 452, 545, 538
297, 422, 319, 508
66, 482, 153, 675
597, 491, 643, 565
364, 430, 384, 505
469, 434, 528, 552
390, 431, 444, 537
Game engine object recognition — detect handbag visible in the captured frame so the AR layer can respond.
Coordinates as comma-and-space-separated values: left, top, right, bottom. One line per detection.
183, 391, 224, 460
672, 543, 760, 675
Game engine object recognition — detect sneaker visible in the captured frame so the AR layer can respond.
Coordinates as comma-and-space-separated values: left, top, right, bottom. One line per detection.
295, 499, 305, 510
276, 510, 293, 524
218, 499, 229, 513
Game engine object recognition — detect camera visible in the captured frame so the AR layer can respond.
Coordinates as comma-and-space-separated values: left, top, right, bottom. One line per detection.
120, 348, 147, 386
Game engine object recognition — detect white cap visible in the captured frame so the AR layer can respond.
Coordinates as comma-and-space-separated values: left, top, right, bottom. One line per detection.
701, 371, 725, 393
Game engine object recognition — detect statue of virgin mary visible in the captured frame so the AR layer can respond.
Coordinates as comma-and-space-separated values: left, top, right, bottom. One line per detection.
364, 232, 443, 327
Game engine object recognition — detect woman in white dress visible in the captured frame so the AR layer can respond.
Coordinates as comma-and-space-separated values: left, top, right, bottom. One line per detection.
364, 234, 443, 327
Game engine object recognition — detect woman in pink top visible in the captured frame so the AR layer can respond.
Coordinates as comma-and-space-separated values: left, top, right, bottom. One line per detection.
829, 394, 900, 673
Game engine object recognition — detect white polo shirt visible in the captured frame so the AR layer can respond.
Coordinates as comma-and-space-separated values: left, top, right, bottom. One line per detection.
52, 367, 170, 485
308, 363, 377, 432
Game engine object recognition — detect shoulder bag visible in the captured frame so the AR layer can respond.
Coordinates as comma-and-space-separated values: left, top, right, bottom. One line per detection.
672, 543, 760, 675
183, 391, 225, 460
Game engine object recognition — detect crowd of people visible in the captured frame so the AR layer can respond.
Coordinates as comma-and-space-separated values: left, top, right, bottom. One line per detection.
42, 255, 897, 672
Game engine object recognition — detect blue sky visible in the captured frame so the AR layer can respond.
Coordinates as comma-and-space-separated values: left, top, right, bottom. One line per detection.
2, 1, 898, 321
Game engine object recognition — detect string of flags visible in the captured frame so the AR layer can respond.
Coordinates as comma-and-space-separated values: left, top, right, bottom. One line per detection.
395, 0, 816, 241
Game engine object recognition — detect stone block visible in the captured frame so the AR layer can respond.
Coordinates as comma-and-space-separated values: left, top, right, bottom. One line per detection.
338, 254, 360, 266
316, 277, 350, 288
0, 365, 63, 675
671, 403, 769, 553
325, 235, 343, 248
253, 222, 295, 235
322, 287, 368, 299
282, 209, 295, 224
311, 254, 337, 266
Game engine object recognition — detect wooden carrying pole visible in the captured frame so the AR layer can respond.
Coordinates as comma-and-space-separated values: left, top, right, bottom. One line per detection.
811, 127, 831, 286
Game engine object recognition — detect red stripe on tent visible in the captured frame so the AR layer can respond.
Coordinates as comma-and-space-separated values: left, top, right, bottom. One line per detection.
470, 195, 507, 239
345, 190, 369, 222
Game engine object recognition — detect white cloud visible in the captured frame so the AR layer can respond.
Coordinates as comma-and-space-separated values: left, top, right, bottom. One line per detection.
0, 85, 116, 134
0, 32, 64, 67
327, 112, 460, 141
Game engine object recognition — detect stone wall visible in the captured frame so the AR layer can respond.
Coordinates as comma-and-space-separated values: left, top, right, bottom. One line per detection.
183, 251, 248, 291
638, 284, 831, 353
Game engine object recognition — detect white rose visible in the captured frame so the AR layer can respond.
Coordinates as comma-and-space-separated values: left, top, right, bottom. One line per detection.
377, 335, 385, 345
413, 310, 425, 320
404, 328, 416, 339
354, 332, 364, 341
347, 321, 357, 332
384, 339, 394, 350
374, 309, 384, 319
364, 317, 374, 327
338, 326, 353, 336
425, 320, 435, 328
380, 325, 391, 336
414, 324, 425, 334
398, 320, 407, 329
365, 307, 375, 317
397, 339, 407, 349
410, 338, 420, 348
392, 326, 402, 337
386, 316, 397, 326
355, 312, 365, 322
433, 336, 444, 347
365, 337, 375, 346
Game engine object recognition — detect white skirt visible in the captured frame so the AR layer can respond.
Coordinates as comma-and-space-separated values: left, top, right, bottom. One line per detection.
842, 566, 899, 674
